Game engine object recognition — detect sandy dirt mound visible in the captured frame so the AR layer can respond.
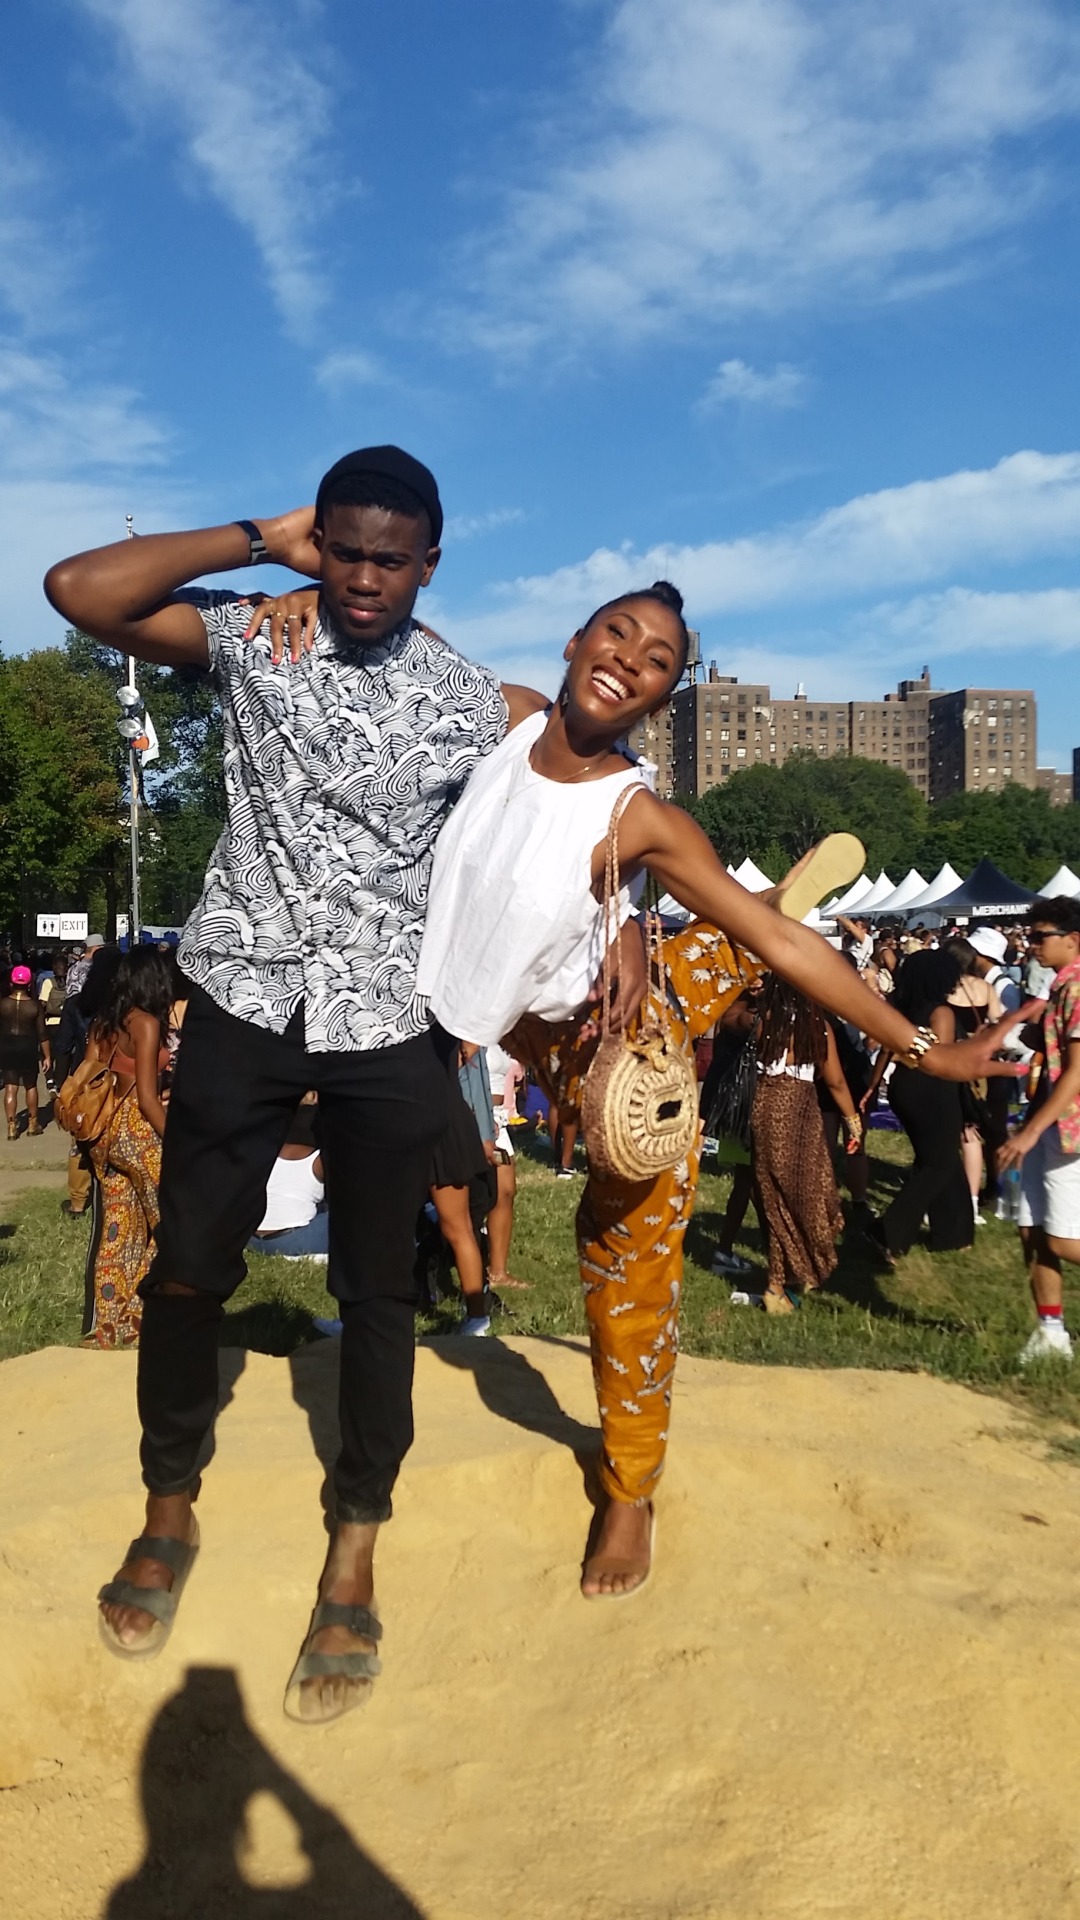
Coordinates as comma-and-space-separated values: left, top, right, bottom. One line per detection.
2, 1336, 1080, 1919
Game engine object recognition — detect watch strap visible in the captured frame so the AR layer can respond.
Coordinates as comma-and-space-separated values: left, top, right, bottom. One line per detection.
236, 519, 270, 565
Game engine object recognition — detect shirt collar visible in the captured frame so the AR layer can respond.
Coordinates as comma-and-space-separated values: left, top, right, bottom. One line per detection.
315, 608, 414, 663
1052, 955, 1080, 989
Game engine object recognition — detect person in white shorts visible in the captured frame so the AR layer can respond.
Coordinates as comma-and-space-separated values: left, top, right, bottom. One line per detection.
998, 897, 1080, 1364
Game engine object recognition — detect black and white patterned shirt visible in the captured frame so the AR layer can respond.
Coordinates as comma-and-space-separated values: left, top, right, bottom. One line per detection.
177, 592, 508, 1051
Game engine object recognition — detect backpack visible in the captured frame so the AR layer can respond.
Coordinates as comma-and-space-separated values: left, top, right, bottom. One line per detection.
54, 1043, 119, 1145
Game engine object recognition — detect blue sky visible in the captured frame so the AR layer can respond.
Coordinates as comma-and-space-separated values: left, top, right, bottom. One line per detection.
5, 0, 1080, 768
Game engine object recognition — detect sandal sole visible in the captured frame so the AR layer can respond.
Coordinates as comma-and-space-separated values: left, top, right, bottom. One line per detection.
777, 833, 865, 923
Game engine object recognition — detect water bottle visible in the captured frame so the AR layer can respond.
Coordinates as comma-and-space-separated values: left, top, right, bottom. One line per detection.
1002, 1164, 1022, 1223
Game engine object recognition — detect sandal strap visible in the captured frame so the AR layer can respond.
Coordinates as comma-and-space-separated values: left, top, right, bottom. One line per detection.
98, 1578, 176, 1625
124, 1534, 196, 1576
292, 1649, 382, 1683
310, 1601, 382, 1642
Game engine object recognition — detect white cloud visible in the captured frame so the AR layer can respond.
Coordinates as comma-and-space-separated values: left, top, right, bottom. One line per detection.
315, 350, 386, 391
443, 507, 525, 542
697, 359, 808, 411
434, 451, 1080, 664
0, 343, 169, 475
864, 586, 1080, 656
452, 0, 1080, 359
79, 0, 342, 336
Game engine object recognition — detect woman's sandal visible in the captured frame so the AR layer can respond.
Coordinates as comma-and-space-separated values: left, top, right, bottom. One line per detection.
775, 832, 865, 923
283, 1600, 383, 1725
762, 1286, 796, 1315
97, 1521, 200, 1660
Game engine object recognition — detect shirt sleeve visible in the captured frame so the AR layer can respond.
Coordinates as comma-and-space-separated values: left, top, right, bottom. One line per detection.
173, 588, 258, 683
1061, 981, 1080, 1044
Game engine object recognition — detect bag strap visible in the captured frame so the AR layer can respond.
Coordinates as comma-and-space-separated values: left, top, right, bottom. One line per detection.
598, 782, 668, 1046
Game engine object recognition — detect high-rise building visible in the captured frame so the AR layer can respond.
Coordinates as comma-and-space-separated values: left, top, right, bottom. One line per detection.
1074, 746, 1080, 804
928, 687, 1035, 800
627, 666, 1039, 803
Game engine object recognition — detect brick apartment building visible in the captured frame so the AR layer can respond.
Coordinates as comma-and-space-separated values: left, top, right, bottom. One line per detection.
1036, 765, 1074, 807
627, 666, 1045, 804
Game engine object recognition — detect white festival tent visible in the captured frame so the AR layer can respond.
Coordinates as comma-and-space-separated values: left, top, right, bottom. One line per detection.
864, 868, 928, 916
1041, 864, 1080, 899
824, 871, 874, 917
850, 870, 895, 913
658, 856, 774, 922
893, 863, 964, 916
731, 856, 774, 893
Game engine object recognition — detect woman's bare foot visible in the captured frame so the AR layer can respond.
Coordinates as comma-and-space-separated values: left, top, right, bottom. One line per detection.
99, 1491, 196, 1648
294, 1521, 381, 1723
581, 1498, 653, 1599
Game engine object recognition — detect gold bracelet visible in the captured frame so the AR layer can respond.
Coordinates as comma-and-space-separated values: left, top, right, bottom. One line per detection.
901, 1024, 938, 1069
844, 1112, 864, 1143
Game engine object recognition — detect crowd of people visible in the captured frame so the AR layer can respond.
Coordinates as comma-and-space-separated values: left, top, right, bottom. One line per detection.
36, 439, 1074, 1729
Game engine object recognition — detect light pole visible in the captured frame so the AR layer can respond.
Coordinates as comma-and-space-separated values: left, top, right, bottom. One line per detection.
116, 512, 142, 944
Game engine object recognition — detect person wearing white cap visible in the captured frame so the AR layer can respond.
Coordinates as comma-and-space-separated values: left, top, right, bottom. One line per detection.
966, 927, 1020, 1013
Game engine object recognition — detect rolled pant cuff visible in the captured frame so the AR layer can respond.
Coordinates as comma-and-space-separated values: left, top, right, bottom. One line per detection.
335, 1496, 393, 1526
597, 1455, 659, 1507
140, 1470, 202, 1501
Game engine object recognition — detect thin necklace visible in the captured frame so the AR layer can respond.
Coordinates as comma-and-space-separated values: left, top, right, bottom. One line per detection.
527, 743, 616, 785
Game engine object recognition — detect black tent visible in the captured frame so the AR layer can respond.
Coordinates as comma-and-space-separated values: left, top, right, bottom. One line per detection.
928, 857, 1036, 918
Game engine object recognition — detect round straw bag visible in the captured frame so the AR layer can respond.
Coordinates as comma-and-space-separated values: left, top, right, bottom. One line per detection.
581, 788, 699, 1183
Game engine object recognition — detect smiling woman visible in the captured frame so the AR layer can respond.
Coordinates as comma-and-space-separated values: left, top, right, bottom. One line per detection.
410, 575, 1030, 1605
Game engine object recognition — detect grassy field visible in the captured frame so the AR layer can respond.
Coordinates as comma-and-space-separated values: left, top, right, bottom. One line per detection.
2, 1129, 1078, 1443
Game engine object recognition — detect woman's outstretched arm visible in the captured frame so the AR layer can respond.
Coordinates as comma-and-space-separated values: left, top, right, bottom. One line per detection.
615, 792, 1029, 1084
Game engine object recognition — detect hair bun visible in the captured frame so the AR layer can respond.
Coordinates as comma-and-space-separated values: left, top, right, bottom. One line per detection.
648, 579, 684, 615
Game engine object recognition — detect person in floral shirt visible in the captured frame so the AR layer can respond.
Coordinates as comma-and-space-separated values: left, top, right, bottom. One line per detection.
999, 895, 1080, 1364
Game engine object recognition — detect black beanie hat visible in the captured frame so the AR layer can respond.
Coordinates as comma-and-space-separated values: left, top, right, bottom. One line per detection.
314, 444, 443, 545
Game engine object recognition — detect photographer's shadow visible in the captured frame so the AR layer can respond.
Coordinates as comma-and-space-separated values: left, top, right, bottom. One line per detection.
105, 1665, 423, 1919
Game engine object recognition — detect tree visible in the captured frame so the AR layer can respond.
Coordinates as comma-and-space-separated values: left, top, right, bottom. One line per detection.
62, 631, 225, 925
692, 753, 928, 877
915, 787, 1080, 889
0, 648, 127, 931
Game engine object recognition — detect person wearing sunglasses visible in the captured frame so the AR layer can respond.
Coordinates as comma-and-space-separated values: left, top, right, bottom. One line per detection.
998, 897, 1080, 1364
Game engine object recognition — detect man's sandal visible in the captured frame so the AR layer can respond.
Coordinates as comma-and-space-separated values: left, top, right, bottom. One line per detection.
776, 832, 865, 923
97, 1521, 200, 1660
283, 1600, 383, 1725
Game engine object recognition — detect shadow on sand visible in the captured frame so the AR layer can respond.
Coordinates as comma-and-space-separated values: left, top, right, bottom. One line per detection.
285, 1331, 601, 1529
104, 1665, 423, 1920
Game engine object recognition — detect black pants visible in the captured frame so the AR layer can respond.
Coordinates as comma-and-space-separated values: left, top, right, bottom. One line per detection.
137, 988, 450, 1523
880, 1066, 973, 1257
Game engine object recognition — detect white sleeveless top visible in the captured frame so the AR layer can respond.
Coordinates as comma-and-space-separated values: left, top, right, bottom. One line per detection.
416, 710, 648, 1043
258, 1150, 324, 1232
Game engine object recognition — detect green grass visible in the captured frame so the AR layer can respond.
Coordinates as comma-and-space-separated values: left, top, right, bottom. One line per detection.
2, 1132, 1078, 1441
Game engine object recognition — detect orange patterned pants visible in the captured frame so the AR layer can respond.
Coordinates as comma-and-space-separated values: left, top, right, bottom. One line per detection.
508, 922, 756, 1505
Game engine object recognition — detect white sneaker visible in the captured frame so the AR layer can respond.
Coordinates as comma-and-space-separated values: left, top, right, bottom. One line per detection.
1019, 1322, 1073, 1366
458, 1315, 492, 1338
712, 1249, 752, 1276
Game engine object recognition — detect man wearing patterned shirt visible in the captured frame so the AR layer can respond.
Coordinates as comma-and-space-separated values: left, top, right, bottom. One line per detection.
45, 446, 545, 1722
999, 895, 1080, 1366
